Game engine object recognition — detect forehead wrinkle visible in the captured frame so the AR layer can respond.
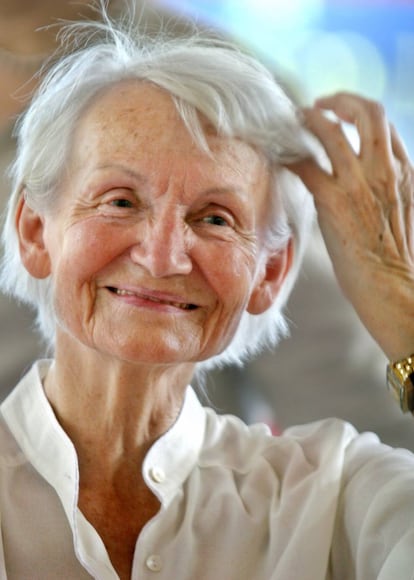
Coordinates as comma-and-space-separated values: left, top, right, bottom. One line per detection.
93, 163, 148, 185
66, 82, 271, 215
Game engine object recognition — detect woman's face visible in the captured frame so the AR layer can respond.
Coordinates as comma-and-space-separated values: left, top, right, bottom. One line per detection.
36, 82, 287, 365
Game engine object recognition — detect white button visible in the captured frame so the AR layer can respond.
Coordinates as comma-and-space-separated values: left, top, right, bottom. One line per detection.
146, 554, 163, 572
149, 466, 165, 483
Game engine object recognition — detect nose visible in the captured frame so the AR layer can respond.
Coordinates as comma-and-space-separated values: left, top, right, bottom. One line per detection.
130, 206, 193, 277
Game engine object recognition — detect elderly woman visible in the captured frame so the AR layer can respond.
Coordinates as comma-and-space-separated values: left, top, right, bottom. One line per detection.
1, 11, 414, 580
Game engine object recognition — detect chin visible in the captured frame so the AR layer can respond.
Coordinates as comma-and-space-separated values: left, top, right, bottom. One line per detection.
97, 339, 202, 367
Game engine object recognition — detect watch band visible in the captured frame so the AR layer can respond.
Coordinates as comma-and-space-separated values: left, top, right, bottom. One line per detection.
386, 355, 414, 414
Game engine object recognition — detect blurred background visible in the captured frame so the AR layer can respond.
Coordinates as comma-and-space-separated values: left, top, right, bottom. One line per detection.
1, 0, 414, 449
155, 0, 414, 154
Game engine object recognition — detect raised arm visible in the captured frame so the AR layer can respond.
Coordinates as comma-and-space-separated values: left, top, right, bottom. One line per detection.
289, 92, 414, 365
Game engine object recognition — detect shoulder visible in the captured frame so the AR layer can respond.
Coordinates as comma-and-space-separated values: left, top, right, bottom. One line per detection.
329, 428, 414, 577
200, 408, 414, 485
200, 410, 358, 477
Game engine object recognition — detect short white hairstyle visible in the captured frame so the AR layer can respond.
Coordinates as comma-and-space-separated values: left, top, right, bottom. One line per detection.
0, 9, 318, 371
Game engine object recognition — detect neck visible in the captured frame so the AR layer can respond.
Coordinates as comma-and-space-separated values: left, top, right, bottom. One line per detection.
44, 338, 196, 480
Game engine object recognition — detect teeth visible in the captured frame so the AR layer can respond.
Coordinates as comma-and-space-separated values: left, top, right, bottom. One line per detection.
114, 289, 194, 310
116, 289, 136, 297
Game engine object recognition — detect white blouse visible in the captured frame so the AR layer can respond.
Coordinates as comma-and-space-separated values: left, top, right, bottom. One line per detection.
0, 360, 414, 579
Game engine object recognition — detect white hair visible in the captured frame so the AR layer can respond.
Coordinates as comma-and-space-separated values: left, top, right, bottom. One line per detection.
0, 9, 318, 371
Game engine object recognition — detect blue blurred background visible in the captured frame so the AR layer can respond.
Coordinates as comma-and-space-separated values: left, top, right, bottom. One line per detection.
154, 0, 414, 154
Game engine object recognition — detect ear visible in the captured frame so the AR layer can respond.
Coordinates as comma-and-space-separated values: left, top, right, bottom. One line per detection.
247, 238, 293, 315
16, 193, 51, 279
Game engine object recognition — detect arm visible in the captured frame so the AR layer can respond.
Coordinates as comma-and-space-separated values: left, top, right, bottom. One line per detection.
289, 92, 414, 362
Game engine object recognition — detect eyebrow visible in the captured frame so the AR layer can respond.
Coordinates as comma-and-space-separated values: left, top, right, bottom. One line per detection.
94, 164, 250, 201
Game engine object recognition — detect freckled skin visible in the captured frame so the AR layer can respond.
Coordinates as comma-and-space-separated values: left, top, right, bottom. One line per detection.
39, 82, 275, 366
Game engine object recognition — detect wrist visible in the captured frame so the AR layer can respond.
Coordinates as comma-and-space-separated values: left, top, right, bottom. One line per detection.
386, 354, 414, 414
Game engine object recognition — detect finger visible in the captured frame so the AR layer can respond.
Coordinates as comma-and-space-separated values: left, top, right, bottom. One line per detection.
315, 92, 393, 166
390, 123, 411, 164
287, 157, 336, 209
388, 124, 414, 210
287, 149, 379, 221
315, 92, 398, 203
301, 107, 360, 181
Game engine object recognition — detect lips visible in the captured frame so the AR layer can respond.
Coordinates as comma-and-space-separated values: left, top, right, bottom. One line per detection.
107, 286, 198, 310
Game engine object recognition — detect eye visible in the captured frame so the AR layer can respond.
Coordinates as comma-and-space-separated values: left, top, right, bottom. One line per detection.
201, 214, 232, 227
109, 198, 134, 208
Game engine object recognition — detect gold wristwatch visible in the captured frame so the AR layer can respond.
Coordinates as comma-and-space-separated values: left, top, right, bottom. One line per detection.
386, 355, 414, 414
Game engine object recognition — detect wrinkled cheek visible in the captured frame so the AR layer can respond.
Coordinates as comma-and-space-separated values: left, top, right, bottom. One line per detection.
200, 269, 255, 355
50, 263, 96, 340
214, 300, 248, 348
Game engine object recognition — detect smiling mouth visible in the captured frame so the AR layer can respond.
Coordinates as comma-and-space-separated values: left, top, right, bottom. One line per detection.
107, 287, 198, 311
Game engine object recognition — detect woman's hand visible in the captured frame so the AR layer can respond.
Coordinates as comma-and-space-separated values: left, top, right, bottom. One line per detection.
289, 92, 414, 361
